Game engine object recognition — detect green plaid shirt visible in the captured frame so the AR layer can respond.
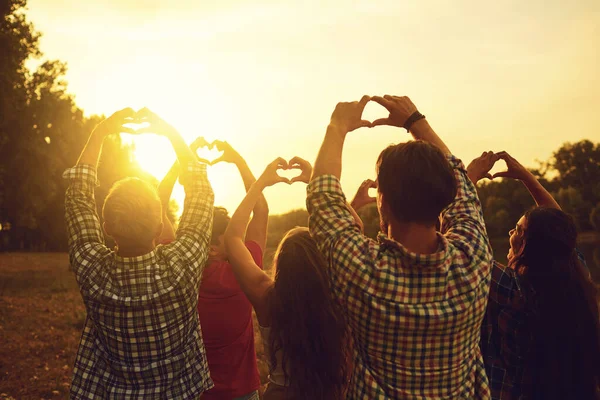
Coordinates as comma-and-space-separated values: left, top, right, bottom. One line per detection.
64, 162, 214, 399
307, 155, 492, 399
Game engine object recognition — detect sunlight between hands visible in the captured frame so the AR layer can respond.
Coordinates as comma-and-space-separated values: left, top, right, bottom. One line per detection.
351, 179, 377, 210
370, 95, 418, 128
92, 107, 137, 137
467, 151, 500, 183
329, 95, 372, 134
257, 158, 292, 187
289, 156, 312, 184
492, 151, 531, 181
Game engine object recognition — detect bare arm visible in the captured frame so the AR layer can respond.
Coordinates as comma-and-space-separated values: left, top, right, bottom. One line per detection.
156, 161, 180, 244
211, 141, 269, 251
225, 158, 289, 326
311, 96, 371, 180
493, 151, 561, 210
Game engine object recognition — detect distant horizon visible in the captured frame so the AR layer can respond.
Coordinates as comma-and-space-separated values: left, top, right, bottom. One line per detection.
27, 0, 600, 214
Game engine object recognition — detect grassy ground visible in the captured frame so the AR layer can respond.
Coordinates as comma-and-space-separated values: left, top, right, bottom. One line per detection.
0, 253, 269, 400
1, 239, 598, 399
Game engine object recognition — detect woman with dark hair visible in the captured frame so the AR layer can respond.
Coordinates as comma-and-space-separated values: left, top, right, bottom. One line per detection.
468, 151, 600, 399
224, 157, 352, 400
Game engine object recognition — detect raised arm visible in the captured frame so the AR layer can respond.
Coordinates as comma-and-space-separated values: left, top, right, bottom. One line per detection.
156, 161, 180, 244
371, 95, 451, 154
224, 158, 290, 326
138, 109, 214, 284
65, 108, 136, 281
493, 151, 561, 210
212, 140, 269, 252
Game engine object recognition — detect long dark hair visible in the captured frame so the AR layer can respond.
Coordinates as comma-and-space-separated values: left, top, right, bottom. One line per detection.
510, 207, 600, 399
267, 227, 350, 399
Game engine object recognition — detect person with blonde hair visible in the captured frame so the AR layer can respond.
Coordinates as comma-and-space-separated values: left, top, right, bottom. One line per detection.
64, 107, 214, 399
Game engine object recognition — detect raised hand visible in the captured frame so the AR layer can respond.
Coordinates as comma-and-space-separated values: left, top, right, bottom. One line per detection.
329, 95, 372, 134
257, 158, 291, 187
370, 95, 418, 128
92, 108, 137, 137
467, 151, 500, 184
190, 136, 210, 152
135, 107, 178, 137
492, 151, 532, 181
350, 179, 377, 210
210, 140, 243, 165
289, 156, 313, 184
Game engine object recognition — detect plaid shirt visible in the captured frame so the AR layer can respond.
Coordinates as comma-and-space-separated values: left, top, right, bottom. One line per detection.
480, 261, 530, 400
481, 252, 589, 400
64, 162, 214, 399
306, 155, 492, 399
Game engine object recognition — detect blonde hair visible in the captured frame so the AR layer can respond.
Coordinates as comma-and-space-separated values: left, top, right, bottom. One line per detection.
102, 178, 162, 245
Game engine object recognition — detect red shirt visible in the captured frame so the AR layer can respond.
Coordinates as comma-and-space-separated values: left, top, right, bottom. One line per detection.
198, 241, 262, 399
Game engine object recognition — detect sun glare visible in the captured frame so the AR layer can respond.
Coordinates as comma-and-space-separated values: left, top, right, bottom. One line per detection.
106, 54, 245, 216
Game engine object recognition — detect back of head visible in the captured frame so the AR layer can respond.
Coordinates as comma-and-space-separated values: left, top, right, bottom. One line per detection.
376, 140, 457, 226
211, 207, 231, 245
512, 207, 600, 399
102, 178, 162, 247
268, 227, 350, 399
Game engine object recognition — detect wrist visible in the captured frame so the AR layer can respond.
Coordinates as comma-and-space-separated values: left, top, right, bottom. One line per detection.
408, 118, 430, 135
327, 123, 348, 138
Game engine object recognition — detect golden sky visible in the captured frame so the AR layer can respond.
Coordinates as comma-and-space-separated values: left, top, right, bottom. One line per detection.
27, 0, 600, 214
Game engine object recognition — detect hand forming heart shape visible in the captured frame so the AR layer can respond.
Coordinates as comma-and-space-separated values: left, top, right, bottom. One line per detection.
259, 156, 312, 186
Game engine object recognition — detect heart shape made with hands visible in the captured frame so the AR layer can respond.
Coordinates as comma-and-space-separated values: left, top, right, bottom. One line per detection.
195, 142, 225, 165
122, 110, 151, 132
272, 159, 309, 183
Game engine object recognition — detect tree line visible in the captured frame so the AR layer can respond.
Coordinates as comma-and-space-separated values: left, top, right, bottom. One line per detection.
1, 0, 599, 277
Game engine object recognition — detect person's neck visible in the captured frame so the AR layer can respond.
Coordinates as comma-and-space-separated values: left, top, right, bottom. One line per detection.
388, 220, 439, 254
116, 242, 155, 258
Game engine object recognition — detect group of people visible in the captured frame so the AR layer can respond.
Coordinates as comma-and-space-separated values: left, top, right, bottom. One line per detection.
64, 96, 600, 400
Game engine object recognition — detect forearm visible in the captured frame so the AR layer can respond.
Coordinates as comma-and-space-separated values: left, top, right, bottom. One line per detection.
311, 125, 346, 180
409, 119, 451, 155
76, 132, 104, 167
236, 159, 268, 214
166, 131, 196, 165
227, 181, 266, 240
522, 174, 561, 210
158, 161, 180, 208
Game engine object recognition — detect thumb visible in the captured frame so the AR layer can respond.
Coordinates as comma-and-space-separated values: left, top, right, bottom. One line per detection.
492, 171, 511, 179
357, 120, 371, 129
485, 173, 493, 180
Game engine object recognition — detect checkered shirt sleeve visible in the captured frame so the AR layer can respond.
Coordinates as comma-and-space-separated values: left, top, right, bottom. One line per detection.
481, 261, 529, 400
306, 154, 492, 399
161, 162, 214, 288
63, 164, 111, 286
64, 162, 215, 399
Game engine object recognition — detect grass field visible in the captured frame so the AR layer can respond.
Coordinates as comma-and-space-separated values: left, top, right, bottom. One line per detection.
0, 253, 269, 400
1, 241, 598, 399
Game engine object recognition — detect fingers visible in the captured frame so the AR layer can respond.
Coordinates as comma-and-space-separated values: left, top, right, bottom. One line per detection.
134, 126, 157, 134
370, 118, 392, 127
273, 157, 289, 169
357, 120, 371, 129
289, 156, 310, 169
492, 171, 510, 179
119, 126, 136, 134
209, 155, 224, 165
371, 96, 393, 111
358, 95, 370, 110
114, 107, 136, 120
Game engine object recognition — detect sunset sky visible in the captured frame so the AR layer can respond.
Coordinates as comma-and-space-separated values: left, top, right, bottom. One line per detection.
27, 0, 600, 214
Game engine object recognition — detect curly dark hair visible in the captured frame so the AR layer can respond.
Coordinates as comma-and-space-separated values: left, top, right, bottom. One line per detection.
510, 207, 600, 399
267, 227, 351, 399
